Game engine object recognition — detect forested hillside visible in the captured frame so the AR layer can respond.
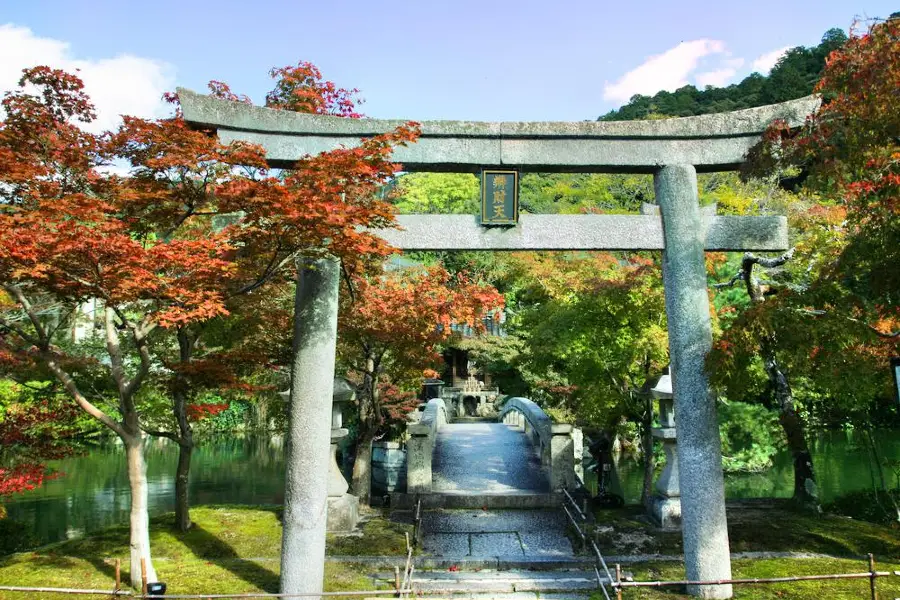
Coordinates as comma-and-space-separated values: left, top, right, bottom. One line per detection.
599, 28, 848, 120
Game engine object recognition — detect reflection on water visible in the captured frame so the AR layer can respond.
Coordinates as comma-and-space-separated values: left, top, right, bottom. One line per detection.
586, 429, 900, 505
4, 429, 899, 547
4, 435, 287, 547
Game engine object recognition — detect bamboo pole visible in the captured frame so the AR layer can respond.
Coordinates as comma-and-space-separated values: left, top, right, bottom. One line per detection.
615, 564, 623, 600
869, 554, 878, 600
616, 571, 894, 588
114, 559, 121, 593
140, 559, 147, 597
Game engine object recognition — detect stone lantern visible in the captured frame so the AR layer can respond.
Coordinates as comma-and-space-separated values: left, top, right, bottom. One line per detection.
326, 378, 358, 531
280, 378, 359, 532
650, 368, 681, 529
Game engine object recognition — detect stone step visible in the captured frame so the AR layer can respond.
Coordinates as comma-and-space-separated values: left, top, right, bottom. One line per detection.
374, 569, 610, 594
366, 594, 590, 600
391, 492, 563, 509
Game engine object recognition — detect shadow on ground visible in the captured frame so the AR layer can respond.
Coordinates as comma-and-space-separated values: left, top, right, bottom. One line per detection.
179, 524, 278, 592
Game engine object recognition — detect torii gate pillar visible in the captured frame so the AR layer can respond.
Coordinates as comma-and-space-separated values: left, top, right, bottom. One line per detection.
281, 256, 340, 597
656, 165, 732, 599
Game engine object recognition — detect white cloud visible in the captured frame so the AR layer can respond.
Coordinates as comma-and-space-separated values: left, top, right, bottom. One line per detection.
752, 46, 790, 74
0, 24, 174, 132
696, 68, 738, 87
603, 39, 727, 103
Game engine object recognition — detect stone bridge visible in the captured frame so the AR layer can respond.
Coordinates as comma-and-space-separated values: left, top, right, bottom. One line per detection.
399, 397, 578, 507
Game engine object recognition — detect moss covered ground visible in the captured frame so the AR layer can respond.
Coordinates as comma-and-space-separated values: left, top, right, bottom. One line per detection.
585, 502, 900, 599
0, 505, 409, 599
1, 502, 898, 599
589, 502, 900, 557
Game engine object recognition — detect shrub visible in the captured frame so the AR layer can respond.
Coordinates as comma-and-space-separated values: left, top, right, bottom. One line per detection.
718, 401, 784, 472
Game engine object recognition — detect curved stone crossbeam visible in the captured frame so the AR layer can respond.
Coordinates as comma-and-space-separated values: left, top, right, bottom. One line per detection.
177, 87, 819, 173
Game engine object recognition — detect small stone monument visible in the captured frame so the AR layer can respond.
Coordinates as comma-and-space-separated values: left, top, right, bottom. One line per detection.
650, 368, 681, 529
327, 378, 359, 532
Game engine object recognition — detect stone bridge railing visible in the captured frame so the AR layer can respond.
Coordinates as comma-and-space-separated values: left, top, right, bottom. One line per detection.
499, 397, 575, 491
406, 398, 448, 493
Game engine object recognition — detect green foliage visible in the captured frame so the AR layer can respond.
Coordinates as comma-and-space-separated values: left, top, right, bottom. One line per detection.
718, 401, 784, 472
508, 252, 668, 427
519, 173, 653, 214
453, 334, 528, 397
599, 28, 848, 120
824, 489, 900, 525
0, 518, 38, 555
392, 172, 479, 214
195, 398, 252, 433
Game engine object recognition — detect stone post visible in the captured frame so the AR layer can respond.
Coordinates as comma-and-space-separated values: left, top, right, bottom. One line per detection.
281, 256, 340, 598
655, 165, 733, 599
549, 424, 575, 490
406, 423, 433, 493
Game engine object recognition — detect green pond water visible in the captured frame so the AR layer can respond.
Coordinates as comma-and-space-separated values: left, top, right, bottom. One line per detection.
3, 429, 898, 548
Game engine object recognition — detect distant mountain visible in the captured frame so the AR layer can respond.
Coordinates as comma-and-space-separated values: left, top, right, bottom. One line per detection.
598, 28, 848, 121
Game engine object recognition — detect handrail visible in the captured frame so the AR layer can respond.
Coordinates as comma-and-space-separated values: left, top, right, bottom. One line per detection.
412, 497, 423, 548
563, 488, 586, 521
498, 397, 552, 441
561, 489, 613, 600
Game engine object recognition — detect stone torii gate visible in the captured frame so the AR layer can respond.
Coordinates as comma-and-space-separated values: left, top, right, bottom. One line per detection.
178, 89, 817, 600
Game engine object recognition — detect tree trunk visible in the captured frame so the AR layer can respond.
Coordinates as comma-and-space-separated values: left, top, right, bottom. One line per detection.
744, 255, 819, 511
174, 438, 193, 532
640, 394, 655, 509
173, 328, 195, 532
351, 352, 380, 506
761, 339, 819, 509
351, 429, 375, 504
124, 433, 158, 588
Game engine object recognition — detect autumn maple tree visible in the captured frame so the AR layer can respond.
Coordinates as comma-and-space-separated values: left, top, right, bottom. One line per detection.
0, 385, 81, 503
0, 62, 419, 585
708, 17, 900, 512
338, 264, 503, 503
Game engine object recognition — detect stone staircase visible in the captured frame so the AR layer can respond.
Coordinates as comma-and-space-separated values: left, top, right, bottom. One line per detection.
386, 506, 617, 599
373, 568, 608, 599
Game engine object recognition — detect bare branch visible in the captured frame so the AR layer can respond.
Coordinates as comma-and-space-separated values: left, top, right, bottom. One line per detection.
2, 284, 50, 346
0, 315, 41, 346
228, 248, 298, 298
141, 427, 179, 442
743, 247, 796, 270
43, 354, 127, 438
104, 306, 128, 397
713, 270, 744, 289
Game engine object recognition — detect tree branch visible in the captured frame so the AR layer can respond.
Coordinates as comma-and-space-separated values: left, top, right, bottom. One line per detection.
2, 284, 50, 346
141, 427, 179, 442
794, 308, 900, 338
43, 353, 127, 438
0, 315, 41, 346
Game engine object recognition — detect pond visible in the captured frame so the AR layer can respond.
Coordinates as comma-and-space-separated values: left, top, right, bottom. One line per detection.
4, 429, 899, 548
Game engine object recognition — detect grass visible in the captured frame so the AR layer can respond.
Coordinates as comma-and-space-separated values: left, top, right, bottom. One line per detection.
583, 502, 900, 599
0, 505, 410, 599
2, 502, 899, 599
589, 502, 900, 557
594, 557, 900, 600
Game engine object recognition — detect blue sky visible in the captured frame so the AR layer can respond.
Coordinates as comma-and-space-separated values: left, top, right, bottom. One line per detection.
1, 0, 895, 126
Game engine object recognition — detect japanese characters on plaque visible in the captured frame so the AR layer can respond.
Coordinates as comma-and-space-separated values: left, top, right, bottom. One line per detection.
481, 169, 519, 226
